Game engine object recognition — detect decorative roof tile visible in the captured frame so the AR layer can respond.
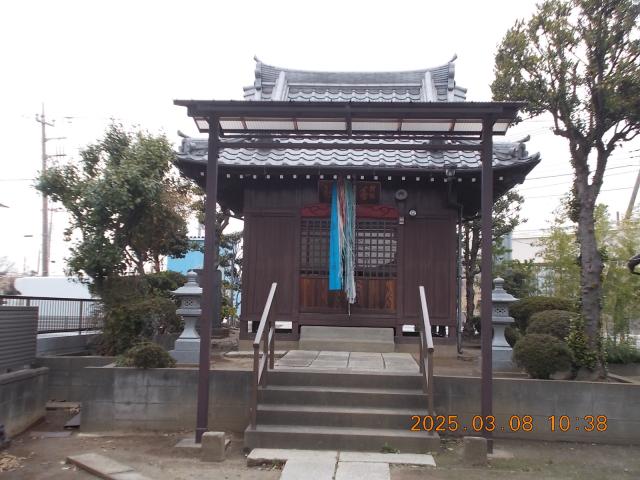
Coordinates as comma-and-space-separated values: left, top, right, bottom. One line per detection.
176, 136, 540, 172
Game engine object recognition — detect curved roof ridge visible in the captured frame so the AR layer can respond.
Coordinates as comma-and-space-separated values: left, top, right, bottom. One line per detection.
253, 54, 458, 78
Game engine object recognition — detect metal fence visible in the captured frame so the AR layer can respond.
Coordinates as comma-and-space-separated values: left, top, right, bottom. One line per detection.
0, 295, 104, 334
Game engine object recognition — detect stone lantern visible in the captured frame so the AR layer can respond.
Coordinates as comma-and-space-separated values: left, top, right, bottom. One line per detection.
491, 277, 518, 371
170, 270, 202, 364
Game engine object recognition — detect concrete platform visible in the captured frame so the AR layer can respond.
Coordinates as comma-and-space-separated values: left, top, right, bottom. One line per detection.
276, 350, 418, 372
247, 448, 436, 480
335, 461, 390, 480
299, 326, 395, 353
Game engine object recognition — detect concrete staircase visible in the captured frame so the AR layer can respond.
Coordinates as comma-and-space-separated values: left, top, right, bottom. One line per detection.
244, 369, 439, 453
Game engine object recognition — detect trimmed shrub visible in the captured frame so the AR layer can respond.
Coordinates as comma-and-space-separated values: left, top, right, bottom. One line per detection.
116, 341, 176, 369
513, 333, 572, 379
505, 324, 522, 348
510, 296, 577, 332
527, 310, 575, 341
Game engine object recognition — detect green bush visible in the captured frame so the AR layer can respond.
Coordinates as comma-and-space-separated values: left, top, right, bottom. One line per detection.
604, 338, 640, 364
566, 315, 598, 371
98, 272, 186, 304
101, 293, 182, 355
510, 296, 577, 332
96, 274, 186, 356
513, 333, 572, 379
116, 341, 176, 369
145, 271, 187, 298
505, 324, 522, 347
527, 310, 575, 341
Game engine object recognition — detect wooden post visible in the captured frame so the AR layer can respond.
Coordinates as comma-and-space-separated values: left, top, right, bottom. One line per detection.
195, 117, 220, 444
251, 343, 259, 428
269, 325, 275, 370
480, 116, 494, 453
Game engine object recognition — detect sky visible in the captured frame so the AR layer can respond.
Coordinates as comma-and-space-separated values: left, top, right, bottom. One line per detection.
1, 0, 638, 275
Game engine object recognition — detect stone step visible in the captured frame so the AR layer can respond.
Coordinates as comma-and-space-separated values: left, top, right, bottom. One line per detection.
268, 369, 423, 390
244, 424, 440, 453
299, 326, 395, 353
257, 404, 429, 430
259, 385, 428, 409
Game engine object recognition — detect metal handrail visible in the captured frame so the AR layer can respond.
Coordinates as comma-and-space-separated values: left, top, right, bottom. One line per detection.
250, 282, 277, 429
418, 286, 435, 416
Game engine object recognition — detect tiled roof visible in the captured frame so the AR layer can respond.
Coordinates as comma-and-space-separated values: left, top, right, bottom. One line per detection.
242, 56, 467, 102
175, 58, 539, 176
175, 136, 540, 172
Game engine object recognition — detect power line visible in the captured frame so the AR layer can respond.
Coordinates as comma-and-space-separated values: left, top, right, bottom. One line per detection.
526, 186, 633, 199
524, 163, 639, 181
518, 153, 640, 178
520, 168, 640, 191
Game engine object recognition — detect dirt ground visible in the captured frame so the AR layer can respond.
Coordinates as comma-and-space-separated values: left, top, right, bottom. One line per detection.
2, 409, 639, 480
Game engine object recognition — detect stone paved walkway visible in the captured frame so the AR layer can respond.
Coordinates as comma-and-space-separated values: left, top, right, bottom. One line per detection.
247, 448, 436, 480
275, 350, 419, 372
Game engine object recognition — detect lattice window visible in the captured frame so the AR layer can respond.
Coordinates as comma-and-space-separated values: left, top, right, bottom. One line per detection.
300, 218, 397, 278
300, 218, 330, 276
355, 219, 397, 278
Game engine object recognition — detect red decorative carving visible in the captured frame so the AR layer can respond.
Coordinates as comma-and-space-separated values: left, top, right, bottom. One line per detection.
356, 204, 399, 219
301, 204, 331, 217
301, 203, 398, 219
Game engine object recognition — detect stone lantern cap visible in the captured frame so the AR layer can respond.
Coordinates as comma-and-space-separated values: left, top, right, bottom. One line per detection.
173, 270, 202, 297
172, 270, 202, 316
492, 277, 517, 304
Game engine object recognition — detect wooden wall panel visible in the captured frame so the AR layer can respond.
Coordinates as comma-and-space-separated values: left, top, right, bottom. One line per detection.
243, 214, 298, 320
402, 216, 456, 325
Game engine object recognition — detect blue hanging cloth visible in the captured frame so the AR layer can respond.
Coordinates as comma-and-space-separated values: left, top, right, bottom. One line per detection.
329, 182, 342, 291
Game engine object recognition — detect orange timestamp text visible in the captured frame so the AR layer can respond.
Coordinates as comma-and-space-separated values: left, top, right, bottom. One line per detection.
410, 415, 608, 433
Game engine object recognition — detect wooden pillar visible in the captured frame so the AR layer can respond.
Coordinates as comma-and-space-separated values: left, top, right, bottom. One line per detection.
196, 116, 220, 443
480, 116, 494, 453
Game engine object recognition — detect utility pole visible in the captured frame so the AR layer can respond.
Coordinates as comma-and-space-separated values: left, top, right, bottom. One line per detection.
35, 104, 54, 277
625, 168, 640, 220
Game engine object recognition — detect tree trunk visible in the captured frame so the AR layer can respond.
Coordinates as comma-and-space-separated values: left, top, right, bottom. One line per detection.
465, 272, 476, 323
576, 192, 605, 373
462, 221, 481, 331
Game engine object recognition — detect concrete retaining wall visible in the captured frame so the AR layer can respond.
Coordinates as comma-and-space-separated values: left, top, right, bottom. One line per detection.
36, 333, 100, 357
0, 367, 48, 438
37, 356, 116, 401
75, 365, 640, 444
82, 367, 250, 433
434, 375, 640, 445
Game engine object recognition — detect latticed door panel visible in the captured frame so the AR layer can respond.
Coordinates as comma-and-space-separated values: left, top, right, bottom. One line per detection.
299, 217, 397, 312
